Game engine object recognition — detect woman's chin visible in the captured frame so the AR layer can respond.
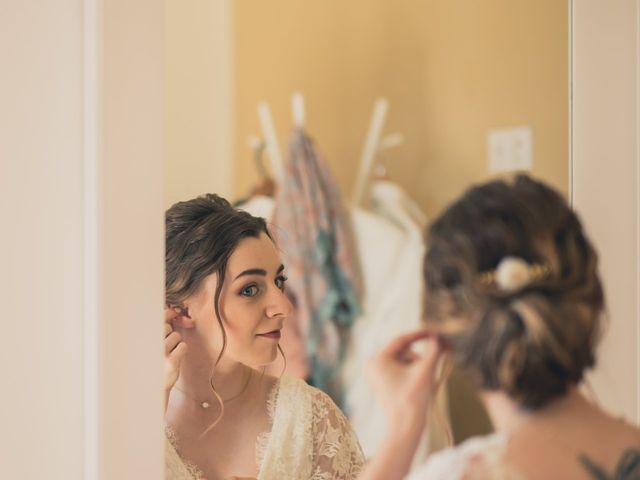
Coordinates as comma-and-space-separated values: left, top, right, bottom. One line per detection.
249, 348, 279, 367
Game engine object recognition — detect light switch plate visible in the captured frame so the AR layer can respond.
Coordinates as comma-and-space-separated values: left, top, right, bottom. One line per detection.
488, 126, 533, 172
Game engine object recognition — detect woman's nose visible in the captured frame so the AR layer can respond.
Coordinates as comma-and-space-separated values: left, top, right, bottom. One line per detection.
266, 287, 293, 318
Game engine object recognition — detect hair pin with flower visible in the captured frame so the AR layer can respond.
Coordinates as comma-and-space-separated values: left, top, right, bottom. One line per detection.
479, 256, 550, 292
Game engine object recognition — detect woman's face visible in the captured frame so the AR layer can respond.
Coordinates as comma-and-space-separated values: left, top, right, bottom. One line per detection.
185, 232, 292, 367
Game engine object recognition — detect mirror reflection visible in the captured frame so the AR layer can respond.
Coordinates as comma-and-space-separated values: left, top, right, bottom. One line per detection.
161, 2, 607, 479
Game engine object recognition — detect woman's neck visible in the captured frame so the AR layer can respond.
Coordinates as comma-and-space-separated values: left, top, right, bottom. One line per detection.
172, 329, 255, 406
481, 386, 597, 434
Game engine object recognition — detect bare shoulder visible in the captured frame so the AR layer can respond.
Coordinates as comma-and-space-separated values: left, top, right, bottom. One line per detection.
594, 406, 640, 447
605, 414, 640, 448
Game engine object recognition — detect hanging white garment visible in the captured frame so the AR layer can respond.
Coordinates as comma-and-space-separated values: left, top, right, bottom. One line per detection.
165, 376, 364, 480
343, 180, 451, 464
236, 194, 275, 221
369, 179, 428, 235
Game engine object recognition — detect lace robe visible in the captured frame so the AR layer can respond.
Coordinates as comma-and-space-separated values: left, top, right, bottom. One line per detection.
166, 376, 364, 480
405, 433, 513, 480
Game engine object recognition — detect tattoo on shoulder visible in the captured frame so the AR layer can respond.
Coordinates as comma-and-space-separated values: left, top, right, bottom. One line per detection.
579, 449, 640, 480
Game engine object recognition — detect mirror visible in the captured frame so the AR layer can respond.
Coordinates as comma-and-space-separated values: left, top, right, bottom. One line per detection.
164, 0, 569, 461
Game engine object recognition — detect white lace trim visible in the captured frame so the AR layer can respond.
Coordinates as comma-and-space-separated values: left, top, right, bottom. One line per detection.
255, 377, 281, 469
165, 425, 205, 480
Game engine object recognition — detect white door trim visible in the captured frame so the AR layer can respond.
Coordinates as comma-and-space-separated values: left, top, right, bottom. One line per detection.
572, 0, 640, 424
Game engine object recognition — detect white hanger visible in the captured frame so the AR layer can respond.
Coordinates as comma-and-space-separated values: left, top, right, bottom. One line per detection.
378, 132, 404, 151
352, 98, 388, 205
257, 101, 285, 184
292, 91, 305, 129
352, 99, 405, 206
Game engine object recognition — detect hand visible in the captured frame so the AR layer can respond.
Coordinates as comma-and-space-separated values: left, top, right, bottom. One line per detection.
368, 330, 445, 432
164, 306, 189, 412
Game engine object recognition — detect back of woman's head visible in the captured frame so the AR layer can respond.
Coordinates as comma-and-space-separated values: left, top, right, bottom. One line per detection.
424, 175, 604, 409
165, 193, 269, 307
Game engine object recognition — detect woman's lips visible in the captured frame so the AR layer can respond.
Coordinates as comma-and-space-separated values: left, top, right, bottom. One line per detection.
257, 330, 281, 340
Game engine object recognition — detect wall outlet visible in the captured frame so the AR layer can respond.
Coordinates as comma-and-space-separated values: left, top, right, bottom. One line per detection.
487, 126, 533, 172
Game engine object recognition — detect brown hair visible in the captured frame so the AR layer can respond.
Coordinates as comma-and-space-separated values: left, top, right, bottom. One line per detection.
165, 193, 271, 364
423, 175, 605, 409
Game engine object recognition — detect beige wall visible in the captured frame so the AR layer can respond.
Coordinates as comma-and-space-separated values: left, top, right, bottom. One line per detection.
233, 0, 568, 218
1, 1, 165, 478
165, 0, 233, 208
572, 0, 639, 424
102, 0, 166, 477
1, 2, 85, 477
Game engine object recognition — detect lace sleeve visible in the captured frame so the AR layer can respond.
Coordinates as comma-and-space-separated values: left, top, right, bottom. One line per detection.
310, 389, 365, 480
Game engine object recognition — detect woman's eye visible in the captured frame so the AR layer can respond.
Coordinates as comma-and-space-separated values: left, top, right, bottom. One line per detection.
275, 275, 288, 291
240, 285, 259, 297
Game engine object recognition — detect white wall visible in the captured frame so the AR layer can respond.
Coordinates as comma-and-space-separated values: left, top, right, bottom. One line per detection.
0, 1, 165, 478
572, 0, 640, 423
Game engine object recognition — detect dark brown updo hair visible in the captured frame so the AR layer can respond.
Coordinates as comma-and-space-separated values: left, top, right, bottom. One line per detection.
423, 175, 605, 409
165, 193, 271, 362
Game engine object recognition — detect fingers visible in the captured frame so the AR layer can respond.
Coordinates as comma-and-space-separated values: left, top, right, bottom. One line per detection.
165, 320, 187, 358
165, 305, 180, 322
167, 340, 187, 364
378, 329, 434, 361
415, 337, 444, 383
165, 330, 183, 355
165, 304, 196, 329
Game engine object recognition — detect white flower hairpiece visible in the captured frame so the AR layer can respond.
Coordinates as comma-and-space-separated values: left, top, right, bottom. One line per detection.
479, 256, 550, 292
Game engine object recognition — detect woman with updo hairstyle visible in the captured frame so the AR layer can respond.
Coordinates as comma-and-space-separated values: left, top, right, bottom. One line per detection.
163, 194, 363, 480
360, 175, 640, 480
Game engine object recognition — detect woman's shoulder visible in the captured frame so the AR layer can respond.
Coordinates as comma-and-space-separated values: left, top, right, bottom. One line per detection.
266, 375, 317, 421
280, 376, 349, 416
275, 375, 334, 403
407, 433, 511, 480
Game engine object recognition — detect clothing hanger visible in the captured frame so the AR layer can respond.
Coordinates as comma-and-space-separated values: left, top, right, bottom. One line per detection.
255, 91, 307, 186
246, 135, 275, 197
373, 133, 405, 181
352, 98, 404, 206
257, 101, 285, 185
292, 91, 305, 130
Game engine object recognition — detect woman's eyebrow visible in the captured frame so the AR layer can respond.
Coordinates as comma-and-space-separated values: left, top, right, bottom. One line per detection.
234, 264, 285, 281
234, 268, 266, 280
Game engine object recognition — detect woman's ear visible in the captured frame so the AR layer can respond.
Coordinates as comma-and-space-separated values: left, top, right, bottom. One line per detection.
170, 305, 196, 329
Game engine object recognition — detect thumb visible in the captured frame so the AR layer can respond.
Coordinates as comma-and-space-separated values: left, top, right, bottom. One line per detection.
414, 337, 444, 387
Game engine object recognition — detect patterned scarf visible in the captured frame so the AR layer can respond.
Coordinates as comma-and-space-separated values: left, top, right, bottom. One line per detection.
273, 129, 362, 405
